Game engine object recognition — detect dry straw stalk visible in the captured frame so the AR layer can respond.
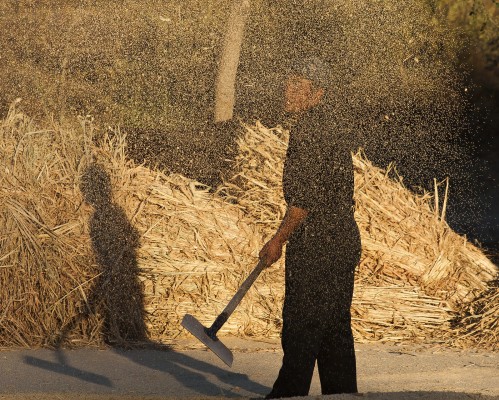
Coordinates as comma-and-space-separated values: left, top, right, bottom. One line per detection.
0, 106, 496, 348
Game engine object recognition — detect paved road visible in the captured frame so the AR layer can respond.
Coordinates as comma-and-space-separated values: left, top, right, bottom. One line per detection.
0, 339, 497, 399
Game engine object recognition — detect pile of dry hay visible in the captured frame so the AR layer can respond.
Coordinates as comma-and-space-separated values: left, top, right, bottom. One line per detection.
449, 280, 498, 349
225, 122, 497, 347
0, 105, 496, 349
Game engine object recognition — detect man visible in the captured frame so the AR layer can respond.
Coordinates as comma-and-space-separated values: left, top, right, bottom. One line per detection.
259, 56, 362, 398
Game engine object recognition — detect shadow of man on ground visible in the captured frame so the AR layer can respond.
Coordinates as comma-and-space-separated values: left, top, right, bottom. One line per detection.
113, 343, 271, 397
23, 349, 113, 388
21, 344, 270, 396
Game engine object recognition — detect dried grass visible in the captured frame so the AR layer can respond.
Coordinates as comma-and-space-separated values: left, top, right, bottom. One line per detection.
0, 105, 496, 348
228, 122, 496, 310
220, 121, 497, 347
0, 105, 101, 347
448, 281, 498, 351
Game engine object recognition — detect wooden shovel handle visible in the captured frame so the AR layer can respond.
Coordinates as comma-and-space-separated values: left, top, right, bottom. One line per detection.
208, 260, 266, 335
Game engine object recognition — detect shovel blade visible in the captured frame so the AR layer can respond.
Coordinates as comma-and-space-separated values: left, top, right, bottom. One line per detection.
181, 314, 234, 367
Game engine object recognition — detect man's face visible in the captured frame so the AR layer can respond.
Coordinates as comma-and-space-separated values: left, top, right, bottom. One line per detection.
284, 75, 325, 113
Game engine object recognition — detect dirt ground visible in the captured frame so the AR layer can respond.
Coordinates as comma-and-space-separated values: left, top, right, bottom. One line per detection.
0, 339, 497, 400
0, 395, 496, 400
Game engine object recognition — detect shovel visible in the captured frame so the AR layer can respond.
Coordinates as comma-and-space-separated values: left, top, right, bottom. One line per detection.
181, 260, 266, 367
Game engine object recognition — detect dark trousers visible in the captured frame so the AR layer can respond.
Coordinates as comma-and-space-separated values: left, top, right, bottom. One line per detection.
267, 222, 361, 398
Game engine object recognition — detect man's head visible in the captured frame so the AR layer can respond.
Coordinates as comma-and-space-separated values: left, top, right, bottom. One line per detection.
284, 56, 330, 113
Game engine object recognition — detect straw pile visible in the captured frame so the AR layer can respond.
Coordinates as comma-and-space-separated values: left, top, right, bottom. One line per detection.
221, 122, 497, 343
0, 104, 268, 346
449, 280, 498, 350
0, 106, 100, 347
0, 104, 496, 348
228, 123, 496, 308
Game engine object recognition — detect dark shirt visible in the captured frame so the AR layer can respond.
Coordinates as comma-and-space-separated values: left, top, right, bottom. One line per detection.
283, 104, 356, 234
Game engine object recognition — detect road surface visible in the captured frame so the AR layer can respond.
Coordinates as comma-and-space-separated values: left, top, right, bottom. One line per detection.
0, 338, 497, 399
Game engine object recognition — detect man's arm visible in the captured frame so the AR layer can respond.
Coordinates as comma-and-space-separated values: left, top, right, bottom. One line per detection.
259, 205, 309, 267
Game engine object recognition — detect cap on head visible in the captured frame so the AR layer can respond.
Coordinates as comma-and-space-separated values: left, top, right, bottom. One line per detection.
290, 56, 331, 89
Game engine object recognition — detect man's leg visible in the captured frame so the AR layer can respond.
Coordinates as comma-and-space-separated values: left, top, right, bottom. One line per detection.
317, 268, 358, 394
266, 236, 321, 399
317, 313, 358, 394
266, 311, 319, 399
